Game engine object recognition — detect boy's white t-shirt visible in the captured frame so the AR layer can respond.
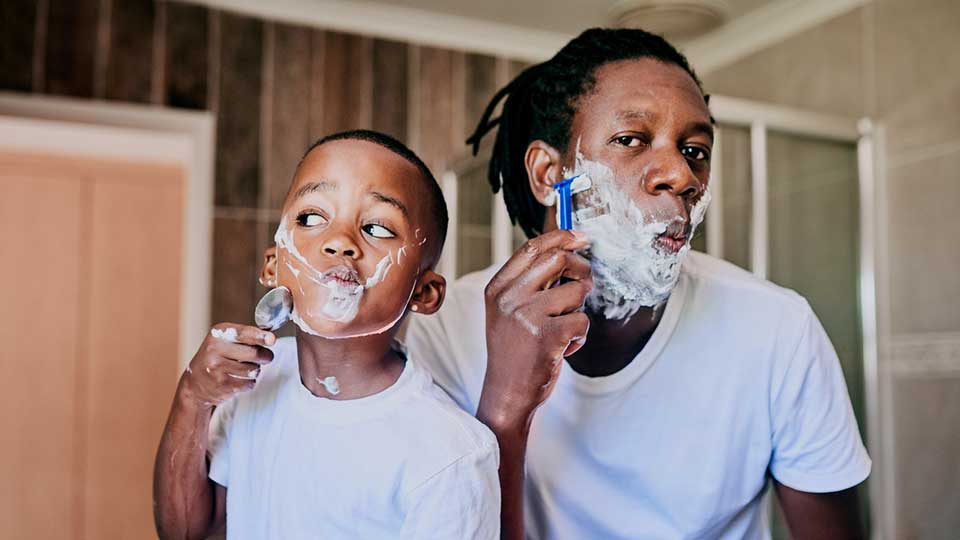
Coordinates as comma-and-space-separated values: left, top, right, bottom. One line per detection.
404, 251, 871, 540
207, 338, 500, 540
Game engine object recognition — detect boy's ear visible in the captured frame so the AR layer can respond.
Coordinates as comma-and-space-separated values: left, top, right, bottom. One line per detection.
525, 140, 564, 206
408, 270, 446, 315
259, 246, 278, 288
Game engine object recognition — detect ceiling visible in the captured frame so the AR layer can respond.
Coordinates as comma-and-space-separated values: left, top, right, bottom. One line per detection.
347, 0, 774, 36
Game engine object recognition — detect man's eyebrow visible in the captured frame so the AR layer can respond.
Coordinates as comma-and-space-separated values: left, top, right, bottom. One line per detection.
369, 191, 409, 218
292, 180, 337, 200
686, 121, 715, 142
616, 109, 656, 122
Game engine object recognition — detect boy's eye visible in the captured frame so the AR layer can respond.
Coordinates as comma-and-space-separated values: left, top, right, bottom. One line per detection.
362, 223, 396, 239
681, 146, 710, 161
296, 212, 327, 227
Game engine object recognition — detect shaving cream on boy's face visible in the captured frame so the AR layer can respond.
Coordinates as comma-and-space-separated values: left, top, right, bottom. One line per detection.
565, 152, 710, 321
272, 143, 431, 339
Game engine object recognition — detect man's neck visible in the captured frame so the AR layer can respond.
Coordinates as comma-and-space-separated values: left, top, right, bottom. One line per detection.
565, 302, 667, 377
294, 327, 405, 400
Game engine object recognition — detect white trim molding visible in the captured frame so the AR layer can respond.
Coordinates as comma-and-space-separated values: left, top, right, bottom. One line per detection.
0, 92, 216, 372
177, 0, 569, 63
680, 0, 873, 75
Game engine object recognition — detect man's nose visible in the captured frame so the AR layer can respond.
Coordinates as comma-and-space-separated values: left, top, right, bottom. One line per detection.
321, 225, 361, 259
643, 147, 703, 200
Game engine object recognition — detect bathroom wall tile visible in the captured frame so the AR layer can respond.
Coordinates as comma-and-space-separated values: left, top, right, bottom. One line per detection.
701, 10, 866, 118
893, 373, 960, 539
886, 149, 960, 335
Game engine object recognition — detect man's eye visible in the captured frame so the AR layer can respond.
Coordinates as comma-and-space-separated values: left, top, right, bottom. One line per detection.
682, 146, 710, 161
296, 212, 326, 227
614, 135, 643, 148
363, 223, 395, 239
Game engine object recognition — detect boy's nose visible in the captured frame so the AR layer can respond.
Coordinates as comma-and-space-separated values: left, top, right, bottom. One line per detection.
321, 230, 361, 259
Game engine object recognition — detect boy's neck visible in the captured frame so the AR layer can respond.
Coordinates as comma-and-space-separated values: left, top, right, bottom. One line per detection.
294, 327, 406, 400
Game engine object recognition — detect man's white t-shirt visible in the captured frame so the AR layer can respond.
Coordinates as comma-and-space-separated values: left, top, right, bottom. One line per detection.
404, 251, 871, 540
207, 337, 500, 540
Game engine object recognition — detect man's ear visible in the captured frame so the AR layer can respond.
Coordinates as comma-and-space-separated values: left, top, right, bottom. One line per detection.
259, 246, 278, 288
408, 270, 446, 315
525, 140, 564, 206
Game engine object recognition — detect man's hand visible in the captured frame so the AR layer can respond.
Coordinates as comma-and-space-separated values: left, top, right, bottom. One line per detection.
179, 323, 275, 409
479, 229, 593, 430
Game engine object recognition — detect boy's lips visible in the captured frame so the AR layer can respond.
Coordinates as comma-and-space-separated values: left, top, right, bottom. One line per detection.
320, 265, 361, 287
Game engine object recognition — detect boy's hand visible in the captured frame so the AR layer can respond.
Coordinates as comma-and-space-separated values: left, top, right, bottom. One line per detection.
178, 323, 276, 409
479, 229, 593, 431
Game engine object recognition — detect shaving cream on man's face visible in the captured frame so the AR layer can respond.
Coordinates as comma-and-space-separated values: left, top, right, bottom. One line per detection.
565, 153, 710, 321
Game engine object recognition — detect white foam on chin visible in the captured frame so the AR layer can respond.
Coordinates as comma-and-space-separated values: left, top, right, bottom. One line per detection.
565, 152, 711, 321
274, 217, 419, 339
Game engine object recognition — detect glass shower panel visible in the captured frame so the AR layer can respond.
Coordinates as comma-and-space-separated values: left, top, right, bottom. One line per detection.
766, 131, 866, 540
718, 125, 753, 271
766, 131, 864, 428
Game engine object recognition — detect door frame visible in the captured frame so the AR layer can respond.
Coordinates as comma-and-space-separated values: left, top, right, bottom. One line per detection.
0, 92, 215, 372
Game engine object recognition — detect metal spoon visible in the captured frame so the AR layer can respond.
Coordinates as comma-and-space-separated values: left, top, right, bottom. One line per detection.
254, 286, 293, 331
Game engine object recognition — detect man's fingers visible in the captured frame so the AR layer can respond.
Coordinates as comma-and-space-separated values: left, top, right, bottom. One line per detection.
546, 312, 590, 357
535, 277, 594, 316
490, 229, 590, 286
516, 248, 592, 295
210, 323, 276, 347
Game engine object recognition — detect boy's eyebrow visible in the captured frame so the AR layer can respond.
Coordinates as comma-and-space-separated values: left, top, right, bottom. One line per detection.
292, 180, 337, 200
369, 191, 409, 218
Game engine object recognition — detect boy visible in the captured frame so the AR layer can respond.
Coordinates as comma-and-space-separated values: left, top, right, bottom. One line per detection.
153, 130, 500, 540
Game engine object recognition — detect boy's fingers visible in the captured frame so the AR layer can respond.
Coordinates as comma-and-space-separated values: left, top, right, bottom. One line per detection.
222, 360, 263, 381
220, 342, 274, 365
210, 323, 276, 347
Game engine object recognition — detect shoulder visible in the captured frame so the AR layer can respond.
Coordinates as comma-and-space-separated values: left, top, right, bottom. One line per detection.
681, 251, 815, 323
391, 358, 498, 486
404, 357, 497, 454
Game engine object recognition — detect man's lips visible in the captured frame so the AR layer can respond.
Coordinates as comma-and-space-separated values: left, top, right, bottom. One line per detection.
654, 220, 692, 253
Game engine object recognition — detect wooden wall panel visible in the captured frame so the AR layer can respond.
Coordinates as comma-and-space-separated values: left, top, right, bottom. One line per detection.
464, 53, 498, 146
0, 0, 37, 91
45, 0, 99, 97
214, 12, 262, 207
163, 1, 208, 109
321, 31, 372, 134
266, 22, 312, 210
106, 0, 155, 103
211, 216, 260, 325
83, 166, 183, 539
372, 39, 409, 142
416, 47, 458, 173
0, 159, 87, 540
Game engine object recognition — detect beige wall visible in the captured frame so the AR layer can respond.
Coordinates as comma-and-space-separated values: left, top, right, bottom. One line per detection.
701, 2, 960, 538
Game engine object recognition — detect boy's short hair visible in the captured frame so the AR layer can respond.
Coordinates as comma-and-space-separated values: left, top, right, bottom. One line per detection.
302, 129, 448, 264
